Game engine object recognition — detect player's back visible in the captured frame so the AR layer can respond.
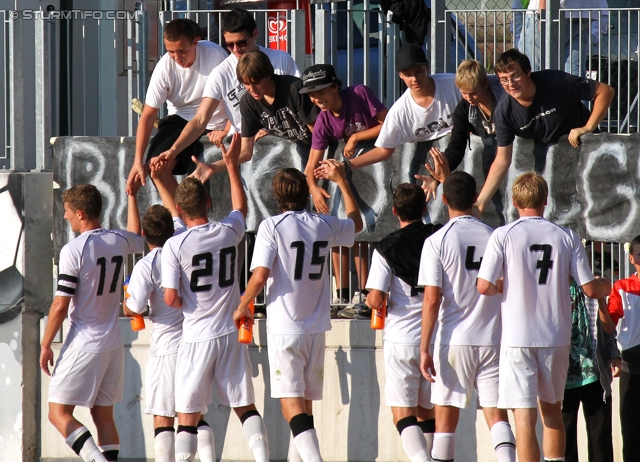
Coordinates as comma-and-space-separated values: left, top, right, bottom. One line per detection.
253, 210, 354, 334
422, 215, 500, 346
480, 216, 592, 347
161, 211, 245, 342
59, 229, 144, 352
129, 248, 183, 356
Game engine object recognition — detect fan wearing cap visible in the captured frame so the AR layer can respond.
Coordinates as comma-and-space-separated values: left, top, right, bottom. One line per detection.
187, 50, 319, 184
300, 63, 388, 313
316, 44, 461, 200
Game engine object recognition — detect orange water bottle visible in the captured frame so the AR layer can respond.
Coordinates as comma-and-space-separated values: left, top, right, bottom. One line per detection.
238, 299, 255, 344
370, 298, 387, 330
123, 275, 146, 331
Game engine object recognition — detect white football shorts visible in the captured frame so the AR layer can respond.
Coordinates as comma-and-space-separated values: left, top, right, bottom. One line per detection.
498, 345, 570, 409
431, 344, 499, 408
174, 333, 255, 413
384, 341, 432, 409
48, 344, 124, 408
267, 332, 325, 400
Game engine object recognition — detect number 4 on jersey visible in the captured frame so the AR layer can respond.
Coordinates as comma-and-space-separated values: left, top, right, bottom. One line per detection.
530, 244, 553, 285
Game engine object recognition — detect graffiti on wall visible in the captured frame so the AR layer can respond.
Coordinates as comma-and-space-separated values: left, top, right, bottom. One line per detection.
53, 133, 640, 256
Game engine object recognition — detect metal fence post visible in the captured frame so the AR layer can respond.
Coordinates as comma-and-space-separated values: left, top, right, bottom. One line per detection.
431, 0, 446, 74
314, 6, 330, 65
290, 9, 306, 72
35, 17, 52, 171
9, 15, 25, 171
385, 12, 399, 107
136, 10, 149, 106
546, 0, 560, 70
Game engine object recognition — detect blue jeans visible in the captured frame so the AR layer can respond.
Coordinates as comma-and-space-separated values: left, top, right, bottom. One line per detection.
518, 13, 542, 71
565, 18, 593, 76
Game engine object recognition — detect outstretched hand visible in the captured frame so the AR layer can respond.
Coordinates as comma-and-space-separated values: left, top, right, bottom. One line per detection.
425, 147, 450, 183
314, 159, 345, 183
311, 186, 330, 214
189, 156, 216, 183
149, 151, 173, 172
126, 163, 148, 195
221, 133, 241, 167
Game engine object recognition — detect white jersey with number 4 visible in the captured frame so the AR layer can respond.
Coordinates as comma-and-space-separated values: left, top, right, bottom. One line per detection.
161, 211, 245, 343
477, 216, 594, 348
418, 215, 500, 346
251, 211, 355, 335
56, 229, 145, 353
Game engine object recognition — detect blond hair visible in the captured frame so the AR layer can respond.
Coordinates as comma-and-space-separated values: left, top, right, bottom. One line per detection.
455, 60, 489, 91
512, 172, 548, 209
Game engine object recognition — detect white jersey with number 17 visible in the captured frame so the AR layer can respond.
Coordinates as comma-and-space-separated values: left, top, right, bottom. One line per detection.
477, 216, 594, 348
56, 229, 145, 353
251, 211, 355, 335
161, 211, 245, 343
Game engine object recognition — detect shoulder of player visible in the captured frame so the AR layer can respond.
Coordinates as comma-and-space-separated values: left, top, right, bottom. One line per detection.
614, 275, 640, 294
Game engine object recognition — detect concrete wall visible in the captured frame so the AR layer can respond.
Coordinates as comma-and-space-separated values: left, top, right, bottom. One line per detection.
0, 172, 53, 461
52, 133, 640, 258
38, 318, 623, 462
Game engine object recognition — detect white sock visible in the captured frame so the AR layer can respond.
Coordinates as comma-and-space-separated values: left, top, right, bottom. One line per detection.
65, 426, 108, 462
197, 423, 216, 462
400, 425, 430, 462
288, 432, 304, 462
153, 429, 175, 462
490, 421, 516, 462
544, 458, 565, 461
431, 432, 455, 462
293, 429, 323, 462
242, 414, 270, 462
175, 429, 197, 462
424, 432, 434, 461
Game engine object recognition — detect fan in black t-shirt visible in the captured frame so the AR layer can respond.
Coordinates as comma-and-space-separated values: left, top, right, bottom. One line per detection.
474, 48, 614, 214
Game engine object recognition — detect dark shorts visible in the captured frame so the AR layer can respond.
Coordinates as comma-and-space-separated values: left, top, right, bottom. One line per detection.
146, 114, 211, 175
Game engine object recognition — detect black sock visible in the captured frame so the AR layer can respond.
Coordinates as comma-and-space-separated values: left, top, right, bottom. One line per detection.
336, 288, 350, 301
289, 413, 314, 437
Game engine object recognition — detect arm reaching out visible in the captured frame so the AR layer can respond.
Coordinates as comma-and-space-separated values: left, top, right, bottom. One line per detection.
475, 144, 513, 213
127, 176, 142, 234
223, 133, 247, 218
314, 159, 363, 233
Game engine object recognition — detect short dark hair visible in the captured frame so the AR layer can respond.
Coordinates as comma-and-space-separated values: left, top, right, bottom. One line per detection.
62, 184, 102, 220
494, 48, 532, 75
237, 50, 274, 83
142, 205, 174, 247
442, 171, 477, 212
175, 178, 209, 219
393, 183, 426, 222
221, 8, 257, 36
164, 18, 200, 43
630, 235, 640, 253
273, 168, 309, 211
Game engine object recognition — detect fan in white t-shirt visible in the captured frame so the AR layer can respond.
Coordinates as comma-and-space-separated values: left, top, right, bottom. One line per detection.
345, 43, 461, 201
149, 8, 300, 180
418, 171, 515, 462
126, 18, 228, 199
40, 183, 145, 462
363, 183, 439, 462
477, 172, 611, 462
233, 162, 363, 462
160, 135, 269, 462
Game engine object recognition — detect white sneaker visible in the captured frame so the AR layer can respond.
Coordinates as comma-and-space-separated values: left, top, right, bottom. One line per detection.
351, 291, 366, 305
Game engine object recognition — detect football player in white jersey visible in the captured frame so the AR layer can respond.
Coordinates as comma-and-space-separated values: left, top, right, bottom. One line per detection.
150, 8, 301, 176
161, 134, 269, 462
40, 183, 145, 462
419, 171, 515, 462
364, 183, 439, 462
233, 161, 363, 462
126, 18, 228, 198
123, 177, 218, 462
477, 172, 611, 462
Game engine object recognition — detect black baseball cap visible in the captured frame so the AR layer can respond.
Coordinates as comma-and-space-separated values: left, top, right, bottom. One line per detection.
299, 64, 338, 94
396, 44, 430, 72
